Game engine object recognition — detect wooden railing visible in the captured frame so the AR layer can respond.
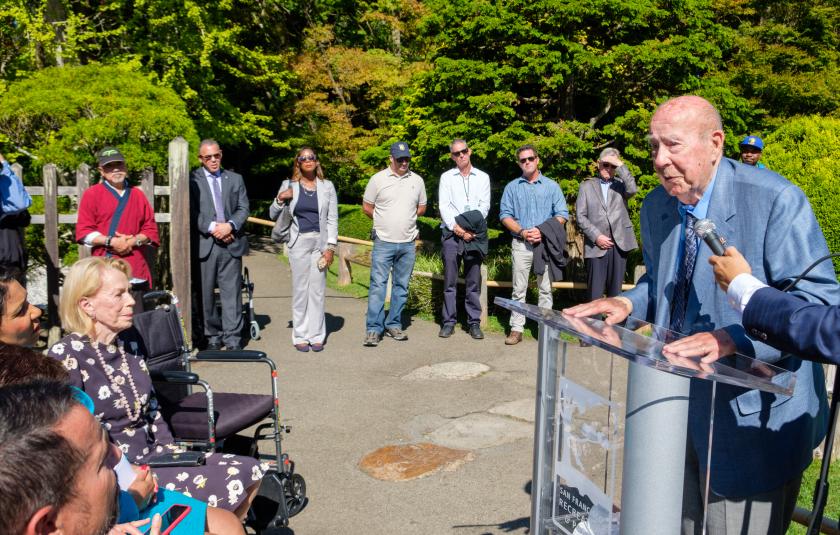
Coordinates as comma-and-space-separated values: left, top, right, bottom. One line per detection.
246, 215, 635, 328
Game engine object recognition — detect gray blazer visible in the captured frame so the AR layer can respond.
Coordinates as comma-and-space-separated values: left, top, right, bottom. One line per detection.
575, 165, 638, 258
269, 179, 338, 251
190, 168, 250, 259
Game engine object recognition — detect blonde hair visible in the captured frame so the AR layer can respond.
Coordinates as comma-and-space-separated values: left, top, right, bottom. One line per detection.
59, 257, 132, 336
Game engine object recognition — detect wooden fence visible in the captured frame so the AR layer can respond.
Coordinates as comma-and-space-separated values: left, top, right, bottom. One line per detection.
21, 137, 192, 343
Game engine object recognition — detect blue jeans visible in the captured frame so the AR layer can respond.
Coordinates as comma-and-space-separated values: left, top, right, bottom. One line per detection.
366, 239, 416, 333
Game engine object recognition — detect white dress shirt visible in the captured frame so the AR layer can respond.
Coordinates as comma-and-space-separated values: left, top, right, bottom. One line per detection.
726, 273, 768, 317
438, 165, 491, 230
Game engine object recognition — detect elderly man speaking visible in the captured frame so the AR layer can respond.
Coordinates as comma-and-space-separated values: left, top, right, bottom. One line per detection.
565, 95, 839, 534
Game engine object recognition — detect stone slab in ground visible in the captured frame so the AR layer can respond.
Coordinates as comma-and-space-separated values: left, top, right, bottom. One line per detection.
402, 361, 490, 381
359, 443, 474, 481
488, 398, 535, 423
426, 412, 533, 450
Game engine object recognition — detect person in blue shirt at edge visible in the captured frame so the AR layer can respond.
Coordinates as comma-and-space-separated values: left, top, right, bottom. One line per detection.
739, 135, 766, 169
0, 152, 33, 282
707, 245, 840, 365
499, 144, 569, 346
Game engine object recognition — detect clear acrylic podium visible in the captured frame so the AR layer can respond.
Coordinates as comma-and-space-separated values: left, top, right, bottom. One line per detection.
494, 298, 796, 535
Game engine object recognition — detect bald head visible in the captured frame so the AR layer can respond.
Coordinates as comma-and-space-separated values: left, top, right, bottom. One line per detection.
653, 96, 723, 143
648, 95, 726, 205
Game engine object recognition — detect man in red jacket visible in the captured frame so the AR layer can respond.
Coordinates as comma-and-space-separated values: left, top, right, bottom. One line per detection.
76, 147, 159, 288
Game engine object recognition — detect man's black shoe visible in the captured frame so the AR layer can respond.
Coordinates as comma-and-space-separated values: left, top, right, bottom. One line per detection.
439, 324, 455, 338
469, 324, 484, 340
226, 345, 242, 351
206, 341, 222, 351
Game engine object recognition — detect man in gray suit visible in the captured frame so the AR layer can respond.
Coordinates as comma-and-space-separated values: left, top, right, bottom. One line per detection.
566, 95, 839, 533
575, 148, 637, 304
190, 139, 250, 351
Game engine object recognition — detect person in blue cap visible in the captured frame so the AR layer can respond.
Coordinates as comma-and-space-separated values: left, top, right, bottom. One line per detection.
739, 135, 766, 168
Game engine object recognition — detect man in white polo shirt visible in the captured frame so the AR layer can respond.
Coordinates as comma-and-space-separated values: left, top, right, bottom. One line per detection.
362, 141, 427, 347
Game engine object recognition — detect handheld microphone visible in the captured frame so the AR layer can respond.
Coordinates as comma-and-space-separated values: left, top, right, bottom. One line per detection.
694, 219, 727, 256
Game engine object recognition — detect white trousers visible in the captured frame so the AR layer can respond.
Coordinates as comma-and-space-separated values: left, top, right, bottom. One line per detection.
288, 232, 327, 344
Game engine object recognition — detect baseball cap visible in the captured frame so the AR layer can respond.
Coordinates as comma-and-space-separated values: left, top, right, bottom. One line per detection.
739, 135, 764, 151
97, 147, 126, 166
390, 142, 411, 159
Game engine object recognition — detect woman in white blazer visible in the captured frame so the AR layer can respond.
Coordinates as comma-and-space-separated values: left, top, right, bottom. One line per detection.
270, 147, 338, 352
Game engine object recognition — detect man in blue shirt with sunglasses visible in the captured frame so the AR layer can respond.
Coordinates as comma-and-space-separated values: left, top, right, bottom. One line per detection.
499, 144, 569, 345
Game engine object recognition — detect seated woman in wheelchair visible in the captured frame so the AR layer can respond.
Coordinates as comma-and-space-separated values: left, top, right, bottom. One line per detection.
51, 257, 266, 521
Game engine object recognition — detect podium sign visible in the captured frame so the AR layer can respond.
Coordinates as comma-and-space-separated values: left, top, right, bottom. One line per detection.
552, 378, 619, 535
494, 298, 795, 535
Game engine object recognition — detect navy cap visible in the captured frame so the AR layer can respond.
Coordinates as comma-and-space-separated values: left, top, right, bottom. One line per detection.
97, 147, 126, 166
390, 141, 411, 159
739, 135, 764, 151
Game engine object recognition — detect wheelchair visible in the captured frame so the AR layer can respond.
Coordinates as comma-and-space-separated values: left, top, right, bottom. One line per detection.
133, 290, 306, 532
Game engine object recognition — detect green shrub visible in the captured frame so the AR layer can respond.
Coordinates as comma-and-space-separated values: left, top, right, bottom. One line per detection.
764, 116, 840, 273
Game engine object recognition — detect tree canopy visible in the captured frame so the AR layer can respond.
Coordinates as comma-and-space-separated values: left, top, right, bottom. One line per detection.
0, 0, 837, 209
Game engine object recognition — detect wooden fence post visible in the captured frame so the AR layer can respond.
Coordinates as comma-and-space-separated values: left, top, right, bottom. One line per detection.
168, 137, 191, 342
337, 242, 353, 286
43, 164, 61, 344
76, 164, 91, 259
139, 168, 158, 282
479, 264, 488, 328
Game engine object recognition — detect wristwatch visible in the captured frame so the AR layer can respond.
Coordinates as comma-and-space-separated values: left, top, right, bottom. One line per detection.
105, 235, 113, 248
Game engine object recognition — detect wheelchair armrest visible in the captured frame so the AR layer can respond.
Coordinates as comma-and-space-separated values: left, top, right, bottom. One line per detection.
194, 349, 268, 361
150, 370, 200, 385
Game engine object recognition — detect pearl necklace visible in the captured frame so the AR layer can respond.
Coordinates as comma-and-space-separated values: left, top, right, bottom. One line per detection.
92, 337, 143, 421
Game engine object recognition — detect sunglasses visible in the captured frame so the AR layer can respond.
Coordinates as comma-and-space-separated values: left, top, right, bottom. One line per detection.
599, 162, 617, 169
297, 155, 318, 162
519, 156, 537, 164
451, 148, 469, 157
396, 157, 411, 164
200, 153, 222, 162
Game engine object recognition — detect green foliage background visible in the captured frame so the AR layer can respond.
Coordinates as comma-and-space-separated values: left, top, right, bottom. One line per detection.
0, 0, 839, 272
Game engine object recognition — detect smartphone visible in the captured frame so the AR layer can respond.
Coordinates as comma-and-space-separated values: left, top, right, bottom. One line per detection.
141, 504, 191, 535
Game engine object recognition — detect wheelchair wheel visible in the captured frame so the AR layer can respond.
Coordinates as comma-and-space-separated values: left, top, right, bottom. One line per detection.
284, 473, 307, 518
250, 321, 261, 340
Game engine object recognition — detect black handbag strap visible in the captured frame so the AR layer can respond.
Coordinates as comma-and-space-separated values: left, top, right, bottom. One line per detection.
103, 183, 131, 257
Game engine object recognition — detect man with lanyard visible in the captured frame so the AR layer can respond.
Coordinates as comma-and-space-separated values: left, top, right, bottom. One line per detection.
499, 144, 569, 346
77, 147, 159, 293
438, 138, 491, 340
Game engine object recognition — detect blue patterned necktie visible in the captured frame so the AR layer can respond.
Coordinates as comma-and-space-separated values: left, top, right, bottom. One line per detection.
210, 173, 225, 223
670, 213, 698, 333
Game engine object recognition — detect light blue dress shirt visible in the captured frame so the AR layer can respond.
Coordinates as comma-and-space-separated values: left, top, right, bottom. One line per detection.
499, 174, 569, 234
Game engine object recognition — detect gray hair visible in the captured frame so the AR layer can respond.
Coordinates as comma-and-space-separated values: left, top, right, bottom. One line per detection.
598, 147, 620, 161
449, 138, 468, 152
198, 139, 220, 152
0, 381, 84, 535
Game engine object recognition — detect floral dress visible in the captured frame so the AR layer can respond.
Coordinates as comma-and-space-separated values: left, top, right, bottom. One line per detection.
52, 332, 268, 510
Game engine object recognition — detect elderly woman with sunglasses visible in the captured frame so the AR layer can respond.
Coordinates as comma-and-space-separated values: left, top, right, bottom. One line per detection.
270, 147, 338, 352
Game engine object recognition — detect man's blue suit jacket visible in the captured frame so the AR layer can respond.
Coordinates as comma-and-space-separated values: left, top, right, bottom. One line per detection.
744, 287, 840, 365
623, 158, 840, 497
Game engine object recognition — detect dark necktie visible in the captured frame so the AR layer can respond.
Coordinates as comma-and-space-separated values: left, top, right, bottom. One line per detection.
670, 213, 698, 333
210, 174, 225, 223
